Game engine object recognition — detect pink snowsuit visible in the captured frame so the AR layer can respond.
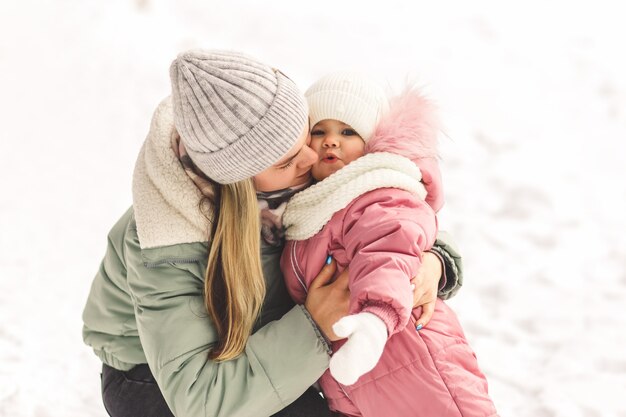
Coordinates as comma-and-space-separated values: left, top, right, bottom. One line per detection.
280, 92, 498, 417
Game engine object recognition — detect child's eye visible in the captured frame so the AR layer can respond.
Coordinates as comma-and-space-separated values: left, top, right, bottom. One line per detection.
342, 129, 358, 136
311, 129, 324, 136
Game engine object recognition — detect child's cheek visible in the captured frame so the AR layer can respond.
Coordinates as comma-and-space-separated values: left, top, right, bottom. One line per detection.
311, 163, 325, 181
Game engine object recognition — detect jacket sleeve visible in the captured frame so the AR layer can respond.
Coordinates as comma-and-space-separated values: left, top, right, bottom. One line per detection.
431, 230, 464, 300
411, 157, 464, 299
341, 189, 438, 336
82, 208, 145, 370
123, 222, 330, 417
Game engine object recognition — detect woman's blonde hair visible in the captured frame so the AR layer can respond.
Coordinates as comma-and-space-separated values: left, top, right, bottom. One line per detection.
204, 178, 265, 361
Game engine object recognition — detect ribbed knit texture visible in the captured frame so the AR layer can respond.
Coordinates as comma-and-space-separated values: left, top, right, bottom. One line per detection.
305, 72, 388, 141
283, 153, 426, 240
170, 49, 308, 184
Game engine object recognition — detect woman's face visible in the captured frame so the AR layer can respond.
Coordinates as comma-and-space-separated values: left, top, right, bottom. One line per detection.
253, 121, 318, 192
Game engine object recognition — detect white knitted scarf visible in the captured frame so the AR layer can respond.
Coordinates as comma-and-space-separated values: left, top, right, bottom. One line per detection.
133, 97, 211, 249
283, 153, 427, 241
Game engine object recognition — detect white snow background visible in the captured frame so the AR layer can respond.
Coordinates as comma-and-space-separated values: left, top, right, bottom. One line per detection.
1, 0, 625, 416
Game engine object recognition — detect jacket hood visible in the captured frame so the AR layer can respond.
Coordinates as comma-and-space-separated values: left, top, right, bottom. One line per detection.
365, 88, 444, 212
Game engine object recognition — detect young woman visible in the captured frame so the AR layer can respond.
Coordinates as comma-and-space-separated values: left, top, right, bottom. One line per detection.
82, 49, 464, 417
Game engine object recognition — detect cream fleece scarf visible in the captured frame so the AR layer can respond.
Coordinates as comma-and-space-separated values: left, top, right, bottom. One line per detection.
283, 153, 427, 241
132, 97, 212, 249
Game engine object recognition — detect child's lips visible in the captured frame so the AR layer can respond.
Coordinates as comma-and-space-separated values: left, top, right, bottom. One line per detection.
321, 153, 341, 164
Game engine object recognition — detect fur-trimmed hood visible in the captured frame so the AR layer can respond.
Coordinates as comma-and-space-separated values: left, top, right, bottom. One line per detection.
366, 89, 444, 212
132, 97, 211, 249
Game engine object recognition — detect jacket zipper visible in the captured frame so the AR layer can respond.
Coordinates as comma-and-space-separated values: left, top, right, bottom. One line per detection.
339, 384, 351, 400
143, 258, 201, 268
290, 241, 308, 294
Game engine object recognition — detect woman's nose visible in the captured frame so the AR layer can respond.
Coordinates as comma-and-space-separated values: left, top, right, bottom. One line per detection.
300, 144, 319, 167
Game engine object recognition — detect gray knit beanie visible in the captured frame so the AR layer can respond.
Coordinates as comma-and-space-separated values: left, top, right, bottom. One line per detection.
170, 49, 308, 184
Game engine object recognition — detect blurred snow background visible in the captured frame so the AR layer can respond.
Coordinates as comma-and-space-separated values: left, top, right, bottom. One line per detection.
1, 0, 625, 416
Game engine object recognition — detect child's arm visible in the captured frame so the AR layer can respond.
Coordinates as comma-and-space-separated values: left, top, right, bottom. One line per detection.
329, 188, 437, 385
342, 188, 437, 335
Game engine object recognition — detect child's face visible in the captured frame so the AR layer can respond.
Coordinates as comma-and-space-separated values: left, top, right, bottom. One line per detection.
310, 119, 366, 181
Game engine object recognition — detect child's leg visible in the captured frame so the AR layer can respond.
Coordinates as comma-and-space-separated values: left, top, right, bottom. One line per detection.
337, 299, 498, 417
415, 299, 499, 416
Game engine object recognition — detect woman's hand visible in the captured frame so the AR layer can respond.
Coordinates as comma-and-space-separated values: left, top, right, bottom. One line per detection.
305, 259, 350, 341
411, 251, 443, 329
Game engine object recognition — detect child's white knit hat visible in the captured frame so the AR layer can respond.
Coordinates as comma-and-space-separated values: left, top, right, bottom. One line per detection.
305, 72, 388, 142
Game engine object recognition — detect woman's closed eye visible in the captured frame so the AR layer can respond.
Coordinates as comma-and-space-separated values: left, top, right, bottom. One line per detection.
278, 160, 295, 170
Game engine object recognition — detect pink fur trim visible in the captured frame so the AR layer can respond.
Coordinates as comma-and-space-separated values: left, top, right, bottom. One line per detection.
365, 87, 440, 160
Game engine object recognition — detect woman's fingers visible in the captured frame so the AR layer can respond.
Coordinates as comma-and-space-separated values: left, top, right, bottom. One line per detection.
305, 258, 350, 341
325, 266, 350, 317
412, 252, 443, 308
412, 252, 443, 329
309, 258, 337, 289
415, 300, 435, 329
332, 266, 350, 289
410, 275, 424, 307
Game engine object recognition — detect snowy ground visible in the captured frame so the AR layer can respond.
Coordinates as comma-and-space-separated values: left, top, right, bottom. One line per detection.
1, 0, 625, 416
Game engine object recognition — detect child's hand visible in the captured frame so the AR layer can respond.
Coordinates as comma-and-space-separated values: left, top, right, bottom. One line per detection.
329, 312, 387, 385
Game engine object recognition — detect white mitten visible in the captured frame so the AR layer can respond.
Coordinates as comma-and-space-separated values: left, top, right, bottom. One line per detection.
329, 312, 388, 385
